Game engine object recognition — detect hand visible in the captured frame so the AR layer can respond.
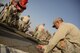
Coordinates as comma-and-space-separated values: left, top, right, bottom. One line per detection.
59, 40, 66, 48
36, 45, 44, 53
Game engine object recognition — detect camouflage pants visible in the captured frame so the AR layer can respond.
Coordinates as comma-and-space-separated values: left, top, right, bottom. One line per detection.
49, 39, 80, 53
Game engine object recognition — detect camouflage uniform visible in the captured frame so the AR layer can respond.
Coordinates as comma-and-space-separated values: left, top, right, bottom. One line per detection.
7, 4, 19, 27
34, 24, 51, 41
18, 16, 30, 32
43, 22, 80, 53
0, 4, 9, 23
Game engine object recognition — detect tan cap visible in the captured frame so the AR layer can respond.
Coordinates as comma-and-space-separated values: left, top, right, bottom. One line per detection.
52, 17, 63, 27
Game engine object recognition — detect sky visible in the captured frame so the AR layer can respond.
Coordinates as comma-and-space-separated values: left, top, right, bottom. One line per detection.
0, 0, 80, 35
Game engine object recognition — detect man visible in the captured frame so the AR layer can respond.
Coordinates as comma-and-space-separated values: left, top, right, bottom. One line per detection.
7, 3, 18, 26
37, 17, 80, 53
34, 24, 45, 37
34, 24, 51, 41
0, 4, 9, 23
18, 15, 30, 32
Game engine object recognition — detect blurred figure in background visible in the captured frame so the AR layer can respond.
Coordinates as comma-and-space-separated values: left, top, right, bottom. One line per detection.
18, 15, 30, 32
34, 24, 51, 41
0, 3, 9, 23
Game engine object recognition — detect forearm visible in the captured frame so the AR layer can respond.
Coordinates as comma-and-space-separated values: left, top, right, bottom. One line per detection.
43, 35, 61, 53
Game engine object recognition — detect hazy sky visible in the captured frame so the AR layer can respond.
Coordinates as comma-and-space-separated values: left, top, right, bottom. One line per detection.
0, 0, 80, 35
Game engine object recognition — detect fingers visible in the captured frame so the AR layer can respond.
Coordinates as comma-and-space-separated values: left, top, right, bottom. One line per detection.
36, 45, 44, 53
